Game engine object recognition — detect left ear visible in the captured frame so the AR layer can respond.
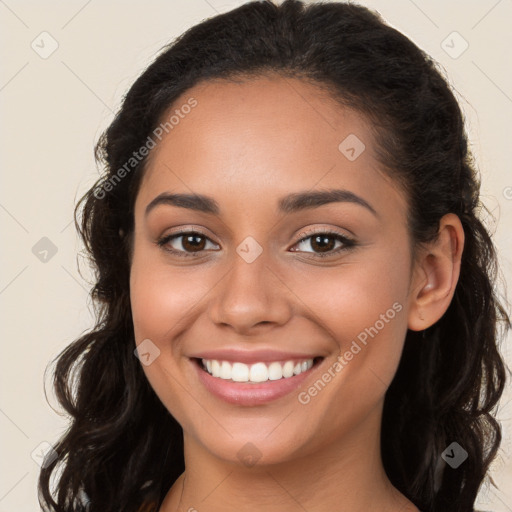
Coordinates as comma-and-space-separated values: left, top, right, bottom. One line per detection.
407, 213, 465, 331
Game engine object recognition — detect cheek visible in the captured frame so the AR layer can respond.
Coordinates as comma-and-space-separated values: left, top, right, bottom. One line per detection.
130, 256, 209, 343
296, 251, 408, 336
292, 248, 410, 390
129, 249, 203, 384
129, 256, 206, 425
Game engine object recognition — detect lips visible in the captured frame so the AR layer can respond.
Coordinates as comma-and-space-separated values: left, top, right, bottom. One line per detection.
190, 351, 325, 406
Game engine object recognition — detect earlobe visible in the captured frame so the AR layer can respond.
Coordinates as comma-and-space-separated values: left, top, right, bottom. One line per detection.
407, 213, 465, 332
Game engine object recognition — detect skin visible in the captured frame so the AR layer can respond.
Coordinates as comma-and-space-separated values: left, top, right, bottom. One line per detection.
129, 75, 464, 512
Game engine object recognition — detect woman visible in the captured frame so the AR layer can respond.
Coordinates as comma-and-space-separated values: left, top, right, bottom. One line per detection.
38, 1, 510, 511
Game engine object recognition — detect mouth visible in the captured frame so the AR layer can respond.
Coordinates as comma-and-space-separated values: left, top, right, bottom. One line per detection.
191, 356, 325, 405
195, 356, 323, 382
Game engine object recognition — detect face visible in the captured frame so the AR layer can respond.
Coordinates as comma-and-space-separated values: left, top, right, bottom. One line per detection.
130, 75, 416, 467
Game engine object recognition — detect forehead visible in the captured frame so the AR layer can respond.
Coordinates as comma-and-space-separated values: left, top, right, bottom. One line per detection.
145, 74, 374, 171
136, 75, 406, 219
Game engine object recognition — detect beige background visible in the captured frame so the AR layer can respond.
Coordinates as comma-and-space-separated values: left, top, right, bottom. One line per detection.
0, 0, 510, 510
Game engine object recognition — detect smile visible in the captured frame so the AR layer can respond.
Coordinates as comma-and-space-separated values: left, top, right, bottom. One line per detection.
200, 358, 316, 383
192, 356, 325, 406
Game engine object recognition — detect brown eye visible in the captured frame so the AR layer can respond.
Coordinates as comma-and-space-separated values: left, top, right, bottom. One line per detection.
157, 231, 219, 257
181, 234, 207, 252
291, 231, 355, 258
309, 234, 337, 253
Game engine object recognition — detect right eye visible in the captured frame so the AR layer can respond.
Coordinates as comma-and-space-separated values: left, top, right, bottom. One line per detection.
156, 231, 220, 257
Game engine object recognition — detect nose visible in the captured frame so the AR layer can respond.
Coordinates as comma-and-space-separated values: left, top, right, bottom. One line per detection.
207, 251, 293, 335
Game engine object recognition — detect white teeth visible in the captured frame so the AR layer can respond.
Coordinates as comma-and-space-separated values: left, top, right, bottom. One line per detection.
220, 361, 231, 380
250, 362, 268, 382
282, 361, 294, 378
268, 362, 283, 380
200, 358, 316, 383
231, 362, 249, 382
211, 360, 220, 377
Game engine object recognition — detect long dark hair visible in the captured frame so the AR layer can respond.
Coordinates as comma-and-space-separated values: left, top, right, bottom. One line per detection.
38, 1, 510, 511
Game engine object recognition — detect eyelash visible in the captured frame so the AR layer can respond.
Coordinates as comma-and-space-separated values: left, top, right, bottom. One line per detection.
156, 228, 356, 259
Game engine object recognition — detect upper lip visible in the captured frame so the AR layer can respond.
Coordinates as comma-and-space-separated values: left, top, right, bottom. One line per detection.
189, 349, 323, 364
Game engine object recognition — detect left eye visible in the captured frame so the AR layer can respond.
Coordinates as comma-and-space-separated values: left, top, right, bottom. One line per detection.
291, 232, 355, 257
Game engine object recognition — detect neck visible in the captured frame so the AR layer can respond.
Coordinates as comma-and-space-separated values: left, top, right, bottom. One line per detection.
160, 404, 418, 512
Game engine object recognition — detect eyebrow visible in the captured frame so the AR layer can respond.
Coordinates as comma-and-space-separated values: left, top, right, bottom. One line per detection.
145, 188, 378, 218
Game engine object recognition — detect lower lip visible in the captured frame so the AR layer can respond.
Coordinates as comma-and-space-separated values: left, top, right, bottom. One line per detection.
193, 358, 322, 406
